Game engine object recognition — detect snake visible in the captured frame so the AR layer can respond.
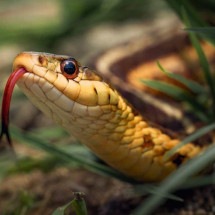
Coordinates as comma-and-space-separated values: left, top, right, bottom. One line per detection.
0, 52, 205, 182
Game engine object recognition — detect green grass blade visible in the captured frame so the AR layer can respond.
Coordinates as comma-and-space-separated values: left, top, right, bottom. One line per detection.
32, 126, 67, 139
186, 27, 215, 43
165, 122, 215, 159
141, 80, 209, 121
135, 173, 215, 194
52, 202, 71, 215
133, 143, 215, 215
52, 193, 88, 215
179, 174, 215, 189
165, 0, 215, 45
157, 61, 206, 94
133, 185, 183, 202
0, 152, 17, 179
71, 192, 88, 215
10, 127, 135, 183
6, 156, 65, 175
182, 8, 215, 115
165, 0, 206, 27
141, 80, 192, 100
1, 144, 97, 177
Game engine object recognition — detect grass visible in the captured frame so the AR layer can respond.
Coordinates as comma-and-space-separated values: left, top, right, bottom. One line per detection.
11, 126, 134, 183
2, 191, 35, 215
0, 1, 215, 215
52, 192, 88, 215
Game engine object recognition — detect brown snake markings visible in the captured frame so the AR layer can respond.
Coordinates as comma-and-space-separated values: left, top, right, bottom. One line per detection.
9, 52, 204, 182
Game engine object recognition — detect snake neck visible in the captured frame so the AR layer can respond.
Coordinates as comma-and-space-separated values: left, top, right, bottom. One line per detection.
17, 77, 201, 181
56, 90, 201, 182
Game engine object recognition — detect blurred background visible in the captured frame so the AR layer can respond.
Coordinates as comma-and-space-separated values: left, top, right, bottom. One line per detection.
0, 0, 170, 67
0, 0, 214, 78
0, 0, 214, 215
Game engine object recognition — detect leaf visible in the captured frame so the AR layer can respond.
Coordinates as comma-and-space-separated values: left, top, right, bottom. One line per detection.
165, 0, 206, 27
141, 79, 209, 121
165, 122, 215, 159
157, 61, 206, 94
52, 193, 88, 215
165, 0, 215, 45
71, 192, 88, 215
182, 7, 215, 115
179, 173, 215, 189
133, 184, 183, 202
186, 27, 215, 42
11, 126, 135, 183
52, 202, 71, 215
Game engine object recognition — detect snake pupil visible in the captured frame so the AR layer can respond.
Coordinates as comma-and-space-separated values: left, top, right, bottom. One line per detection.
61, 58, 78, 79
64, 61, 76, 74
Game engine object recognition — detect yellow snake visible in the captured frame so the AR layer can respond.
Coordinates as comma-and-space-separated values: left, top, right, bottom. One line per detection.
3, 52, 203, 182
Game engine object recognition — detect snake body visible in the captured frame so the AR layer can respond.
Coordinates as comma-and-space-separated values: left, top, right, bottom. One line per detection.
12, 52, 202, 181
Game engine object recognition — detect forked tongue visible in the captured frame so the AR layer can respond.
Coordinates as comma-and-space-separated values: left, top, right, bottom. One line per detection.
0, 68, 27, 146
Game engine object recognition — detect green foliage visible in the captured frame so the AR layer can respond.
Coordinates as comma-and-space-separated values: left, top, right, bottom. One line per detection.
141, 78, 210, 122
11, 127, 135, 183
143, 6, 215, 123
52, 192, 88, 215
186, 27, 215, 42
2, 191, 34, 215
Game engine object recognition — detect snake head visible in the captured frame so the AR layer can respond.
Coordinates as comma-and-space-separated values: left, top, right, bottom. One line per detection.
1, 52, 119, 145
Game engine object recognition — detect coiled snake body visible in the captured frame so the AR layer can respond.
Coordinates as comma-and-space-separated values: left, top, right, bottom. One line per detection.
1, 52, 202, 182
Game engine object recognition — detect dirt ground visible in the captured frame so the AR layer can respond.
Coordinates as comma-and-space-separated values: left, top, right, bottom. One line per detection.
0, 166, 214, 215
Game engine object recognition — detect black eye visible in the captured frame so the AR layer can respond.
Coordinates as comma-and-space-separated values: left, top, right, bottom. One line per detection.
60, 58, 79, 79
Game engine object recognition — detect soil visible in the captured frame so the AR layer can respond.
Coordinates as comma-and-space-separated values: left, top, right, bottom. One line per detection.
0, 166, 214, 215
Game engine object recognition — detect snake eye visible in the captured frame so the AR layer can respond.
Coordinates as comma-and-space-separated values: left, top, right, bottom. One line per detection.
60, 58, 79, 79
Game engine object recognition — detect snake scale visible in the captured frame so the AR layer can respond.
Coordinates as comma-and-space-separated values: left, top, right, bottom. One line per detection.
1, 52, 204, 182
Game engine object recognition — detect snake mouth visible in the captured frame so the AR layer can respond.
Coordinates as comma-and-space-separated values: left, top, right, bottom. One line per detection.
0, 67, 28, 146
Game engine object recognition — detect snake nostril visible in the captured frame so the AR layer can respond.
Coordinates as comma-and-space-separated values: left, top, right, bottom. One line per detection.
38, 56, 43, 64
38, 56, 47, 66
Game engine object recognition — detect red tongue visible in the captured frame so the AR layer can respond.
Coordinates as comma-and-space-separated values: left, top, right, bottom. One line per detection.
0, 68, 27, 146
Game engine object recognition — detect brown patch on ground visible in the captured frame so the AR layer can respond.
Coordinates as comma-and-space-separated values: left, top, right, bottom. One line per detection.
0, 168, 135, 215
0, 167, 214, 215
